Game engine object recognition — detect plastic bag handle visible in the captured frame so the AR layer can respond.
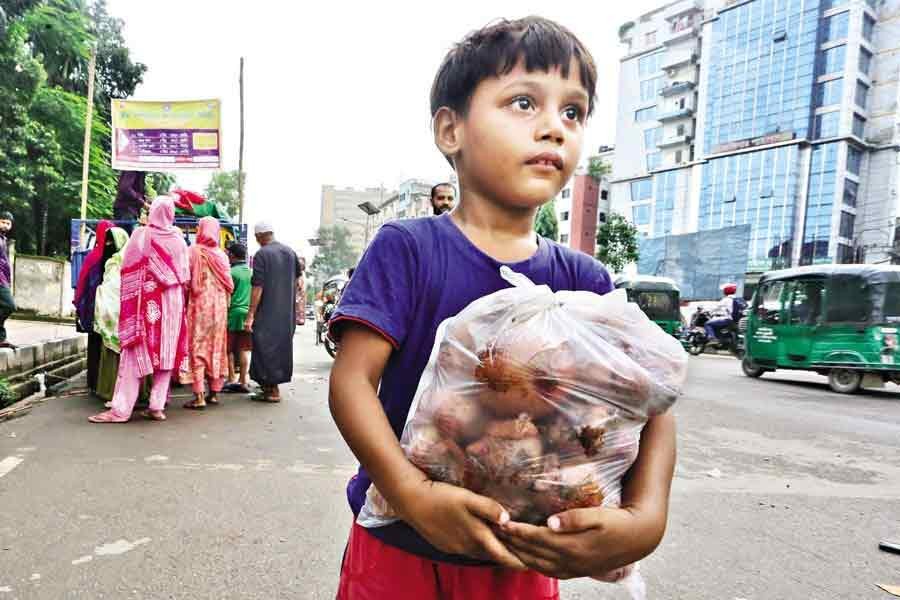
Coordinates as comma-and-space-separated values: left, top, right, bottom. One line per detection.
499, 265, 536, 288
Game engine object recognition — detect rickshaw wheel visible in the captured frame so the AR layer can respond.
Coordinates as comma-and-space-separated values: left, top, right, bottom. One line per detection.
741, 356, 765, 378
828, 369, 862, 394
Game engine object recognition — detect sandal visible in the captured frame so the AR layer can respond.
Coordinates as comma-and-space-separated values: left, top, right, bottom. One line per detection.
183, 399, 206, 410
207, 394, 220, 406
141, 409, 166, 421
223, 383, 251, 394
88, 410, 129, 423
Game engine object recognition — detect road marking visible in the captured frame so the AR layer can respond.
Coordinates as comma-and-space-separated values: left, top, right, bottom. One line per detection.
71, 555, 93, 565
0, 456, 23, 479
94, 538, 151, 556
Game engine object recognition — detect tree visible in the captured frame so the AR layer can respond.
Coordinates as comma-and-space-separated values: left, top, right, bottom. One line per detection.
588, 156, 610, 182
146, 172, 177, 198
596, 213, 640, 273
204, 170, 243, 220
309, 226, 358, 287
534, 201, 559, 241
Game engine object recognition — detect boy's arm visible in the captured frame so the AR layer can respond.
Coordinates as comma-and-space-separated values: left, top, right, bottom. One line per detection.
498, 411, 676, 579
329, 323, 526, 569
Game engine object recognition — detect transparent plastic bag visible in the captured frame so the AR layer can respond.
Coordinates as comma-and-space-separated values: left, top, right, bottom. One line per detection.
359, 267, 688, 598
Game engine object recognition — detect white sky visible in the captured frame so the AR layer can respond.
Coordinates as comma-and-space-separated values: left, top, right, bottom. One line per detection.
107, 0, 662, 253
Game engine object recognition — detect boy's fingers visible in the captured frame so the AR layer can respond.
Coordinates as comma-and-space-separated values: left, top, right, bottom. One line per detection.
463, 492, 510, 526
548, 507, 606, 533
497, 530, 559, 561
474, 527, 527, 570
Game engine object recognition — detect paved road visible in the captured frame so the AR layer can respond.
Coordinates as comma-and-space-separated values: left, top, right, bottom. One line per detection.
1, 335, 898, 599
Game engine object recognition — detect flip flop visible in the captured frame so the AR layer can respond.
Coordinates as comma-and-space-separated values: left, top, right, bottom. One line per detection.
141, 409, 167, 421
88, 410, 129, 423
183, 400, 206, 410
206, 396, 220, 406
223, 383, 251, 394
250, 392, 281, 403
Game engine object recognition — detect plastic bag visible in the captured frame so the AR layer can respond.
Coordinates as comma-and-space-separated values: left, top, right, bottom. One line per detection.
359, 267, 688, 597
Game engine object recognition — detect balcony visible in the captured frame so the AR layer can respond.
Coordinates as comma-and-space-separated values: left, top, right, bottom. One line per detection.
657, 134, 693, 148
660, 50, 698, 71
660, 80, 695, 97
661, 24, 698, 46
657, 107, 694, 122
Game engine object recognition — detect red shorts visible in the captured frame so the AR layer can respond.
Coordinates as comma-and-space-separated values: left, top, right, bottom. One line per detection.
227, 331, 252, 353
336, 522, 559, 600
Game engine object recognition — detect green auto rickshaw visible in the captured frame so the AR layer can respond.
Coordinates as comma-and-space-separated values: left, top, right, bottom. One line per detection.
614, 275, 683, 336
742, 265, 900, 393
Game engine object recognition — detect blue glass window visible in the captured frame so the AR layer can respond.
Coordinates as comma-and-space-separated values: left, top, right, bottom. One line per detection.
635, 106, 657, 122
802, 143, 840, 265
823, 12, 850, 43
631, 178, 653, 201
640, 77, 664, 102
859, 47, 873, 75
644, 126, 663, 151
843, 179, 858, 207
819, 45, 846, 75
853, 113, 866, 138
816, 78, 843, 107
652, 171, 677, 237
863, 14, 876, 41
855, 80, 869, 109
638, 52, 664, 78
632, 204, 651, 226
814, 111, 840, 139
847, 145, 863, 174
839, 211, 855, 238
823, 0, 848, 8
838, 243, 854, 264
646, 151, 662, 171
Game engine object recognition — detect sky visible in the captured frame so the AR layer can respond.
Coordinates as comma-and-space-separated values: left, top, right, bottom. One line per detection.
107, 0, 662, 254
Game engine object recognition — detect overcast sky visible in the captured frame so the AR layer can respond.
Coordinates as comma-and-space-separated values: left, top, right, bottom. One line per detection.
107, 0, 661, 253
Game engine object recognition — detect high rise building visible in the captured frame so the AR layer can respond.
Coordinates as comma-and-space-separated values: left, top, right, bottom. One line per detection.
612, 0, 897, 274
319, 185, 388, 255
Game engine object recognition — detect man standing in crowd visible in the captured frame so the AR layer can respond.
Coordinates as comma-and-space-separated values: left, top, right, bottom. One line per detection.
0, 212, 15, 349
244, 222, 302, 402
113, 171, 149, 223
429, 182, 455, 216
224, 241, 252, 394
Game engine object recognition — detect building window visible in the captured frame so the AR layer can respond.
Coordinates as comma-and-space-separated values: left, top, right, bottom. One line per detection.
859, 47, 873, 75
863, 14, 876, 41
561, 211, 570, 221
675, 150, 683, 163
644, 126, 662, 151
600, 190, 609, 200
645, 31, 657, 46
838, 243, 855, 264
646, 151, 661, 171
823, 11, 850, 43
561, 189, 571, 199
638, 51, 664, 78
632, 204, 651, 226
803, 143, 840, 265
560, 234, 569, 244
839, 211, 855, 238
635, 106, 657, 122
819, 45, 846, 75
814, 111, 841, 139
640, 76, 664, 102
855, 80, 869, 109
630, 178, 653, 201
853, 113, 866, 138
847, 146, 863, 175
843, 179, 858, 207
816, 78, 843, 107
823, 0, 848, 8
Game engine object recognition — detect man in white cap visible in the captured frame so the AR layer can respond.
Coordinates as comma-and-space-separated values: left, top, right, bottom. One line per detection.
244, 221, 303, 401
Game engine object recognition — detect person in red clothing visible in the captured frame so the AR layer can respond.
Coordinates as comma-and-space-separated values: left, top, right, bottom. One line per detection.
328, 16, 676, 599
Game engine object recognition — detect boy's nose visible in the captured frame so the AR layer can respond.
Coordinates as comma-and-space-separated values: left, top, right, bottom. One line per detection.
536, 112, 565, 145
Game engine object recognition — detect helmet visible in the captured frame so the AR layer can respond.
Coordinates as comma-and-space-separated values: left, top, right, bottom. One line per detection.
722, 283, 737, 296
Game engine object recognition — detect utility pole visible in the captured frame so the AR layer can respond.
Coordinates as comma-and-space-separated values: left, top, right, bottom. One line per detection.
78, 45, 98, 246
237, 56, 246, 224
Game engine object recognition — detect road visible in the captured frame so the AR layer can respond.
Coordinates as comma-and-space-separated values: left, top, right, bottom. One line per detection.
1, 333, 899, 599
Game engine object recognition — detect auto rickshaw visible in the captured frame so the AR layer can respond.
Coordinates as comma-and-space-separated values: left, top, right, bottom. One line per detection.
742, 264, 900, 393
614, 275, 682, 336
316, 275, 349, 357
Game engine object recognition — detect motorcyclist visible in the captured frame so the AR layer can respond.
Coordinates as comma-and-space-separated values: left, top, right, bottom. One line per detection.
704, 283, 739, 343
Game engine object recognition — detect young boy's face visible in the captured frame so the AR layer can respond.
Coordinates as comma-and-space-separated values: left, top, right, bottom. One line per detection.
454, 58, 589, 211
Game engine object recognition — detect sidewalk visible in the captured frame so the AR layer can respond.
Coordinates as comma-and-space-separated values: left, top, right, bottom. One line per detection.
6, 319, 82, 347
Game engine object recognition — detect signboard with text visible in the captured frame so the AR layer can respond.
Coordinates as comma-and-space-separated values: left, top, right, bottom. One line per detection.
111, 99, 221, 170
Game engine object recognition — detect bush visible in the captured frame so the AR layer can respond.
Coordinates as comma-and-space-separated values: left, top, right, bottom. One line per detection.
0, 378, 15, 409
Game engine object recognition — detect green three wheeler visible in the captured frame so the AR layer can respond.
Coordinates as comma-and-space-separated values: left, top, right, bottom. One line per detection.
742, 265, 900, 393
614, 275, 683, 337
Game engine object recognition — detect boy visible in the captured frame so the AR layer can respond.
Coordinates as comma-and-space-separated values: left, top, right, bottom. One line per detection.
329, 16, 676, 599
224, 242, 252, 394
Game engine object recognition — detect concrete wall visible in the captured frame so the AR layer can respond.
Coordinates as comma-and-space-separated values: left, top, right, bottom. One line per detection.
13, 256, 74, 318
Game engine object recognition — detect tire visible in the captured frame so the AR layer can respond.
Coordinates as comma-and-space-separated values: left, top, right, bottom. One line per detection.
687, 341, 705, 356
741, 356, 765, 378
324, 336, 339, 359
828, 369, 862, 394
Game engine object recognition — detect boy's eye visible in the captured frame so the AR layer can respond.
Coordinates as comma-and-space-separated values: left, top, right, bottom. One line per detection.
511, 96, 534, 111
563, 105, 584, 122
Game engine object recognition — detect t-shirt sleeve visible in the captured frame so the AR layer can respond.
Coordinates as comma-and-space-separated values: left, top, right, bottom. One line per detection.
251, 250, 267, 287
581, 255, 614, 295
330, 225, 417, 349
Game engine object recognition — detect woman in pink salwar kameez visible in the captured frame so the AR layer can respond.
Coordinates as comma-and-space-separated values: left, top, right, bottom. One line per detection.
89, 196, 190, 423
182, 217, 234, 410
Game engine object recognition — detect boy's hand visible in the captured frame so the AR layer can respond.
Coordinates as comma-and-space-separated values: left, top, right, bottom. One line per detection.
400, 479, 527, 570
497, 505, 663, 579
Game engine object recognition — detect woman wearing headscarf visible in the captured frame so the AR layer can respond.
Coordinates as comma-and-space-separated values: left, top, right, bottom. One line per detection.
92, 226, 131, 402
73, 220, 114, 395
182, 216, 234, 409
89, 196, 189, 423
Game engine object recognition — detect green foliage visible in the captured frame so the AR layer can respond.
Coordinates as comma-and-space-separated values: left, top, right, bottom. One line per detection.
146, 172, 177, 199
534, 201, 559, 241
587, 156, 610, 182
0, 378, 14, 409
309, 226, 358, 288
22, 0, 93, 90
204, 170, 243, 221
596, 213, 640, 274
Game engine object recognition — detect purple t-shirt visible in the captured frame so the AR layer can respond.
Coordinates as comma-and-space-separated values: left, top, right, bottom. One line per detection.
330, 214, 613, 563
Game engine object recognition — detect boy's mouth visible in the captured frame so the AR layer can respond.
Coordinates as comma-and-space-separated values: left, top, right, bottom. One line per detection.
525, 152, 564, 171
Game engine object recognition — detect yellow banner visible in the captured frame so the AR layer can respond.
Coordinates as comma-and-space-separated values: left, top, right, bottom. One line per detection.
112, 100, 220, 130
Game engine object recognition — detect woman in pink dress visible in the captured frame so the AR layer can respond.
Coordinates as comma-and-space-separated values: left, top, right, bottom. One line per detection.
89, 196, 189, 423
295, 257, 307, 326
183, 216, 234, 409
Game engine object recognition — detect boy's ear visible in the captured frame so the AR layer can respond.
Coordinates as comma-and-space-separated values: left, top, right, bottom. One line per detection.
433, 106, 463, 161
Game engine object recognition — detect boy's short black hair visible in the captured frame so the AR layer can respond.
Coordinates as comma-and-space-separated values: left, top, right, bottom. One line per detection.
430, 16, 597, 119
430, 183, 454, 199
227, 241, 247, 260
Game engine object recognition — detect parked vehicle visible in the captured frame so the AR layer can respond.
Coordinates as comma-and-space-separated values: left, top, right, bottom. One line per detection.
742, 265, 900, 393
614, 275, 683, 337
318, 275, 348, 358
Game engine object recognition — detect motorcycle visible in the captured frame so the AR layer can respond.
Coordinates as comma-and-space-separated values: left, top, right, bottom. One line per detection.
682, 309, 743, 358
322, 299, 339, 358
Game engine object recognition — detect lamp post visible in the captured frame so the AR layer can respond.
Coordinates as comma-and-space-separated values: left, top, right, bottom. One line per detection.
358, 201, 381, 247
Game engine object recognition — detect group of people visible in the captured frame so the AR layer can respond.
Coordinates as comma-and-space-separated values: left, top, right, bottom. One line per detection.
69, 195, 303, 424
